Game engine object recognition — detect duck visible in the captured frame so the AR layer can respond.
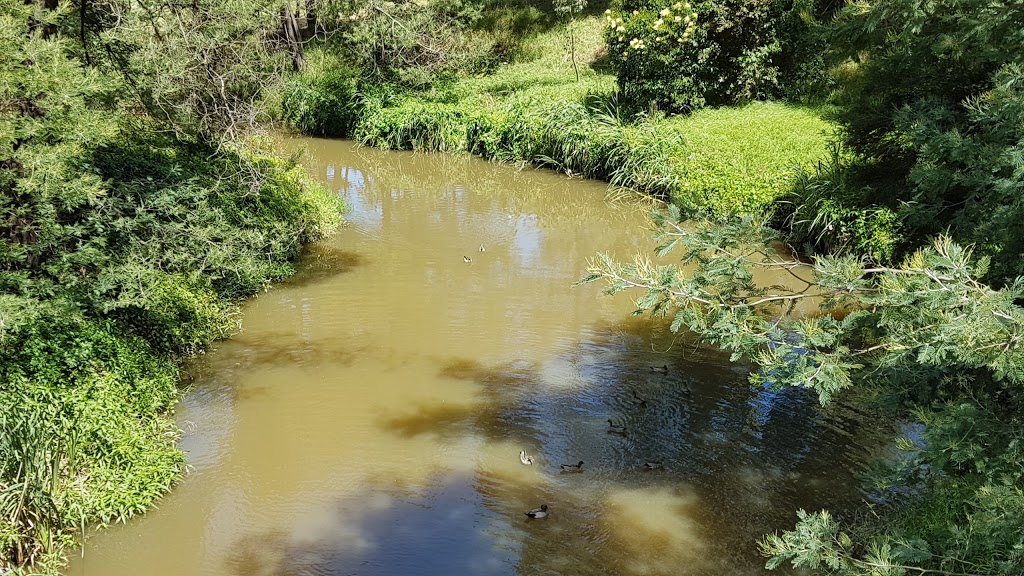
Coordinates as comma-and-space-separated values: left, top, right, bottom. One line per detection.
463, 256, 472, 263
651, 364, 669, 374
607, 419, 627, 435
519, 450, 534, 465
631, 390, 648, 408
643, 461, 664, 470
479, 244, 486, 252
560, 461, 584, 473
524, 504, 548, 519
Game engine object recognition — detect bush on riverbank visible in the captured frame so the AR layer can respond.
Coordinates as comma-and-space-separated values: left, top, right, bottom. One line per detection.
603, 0, 832, 114
281, 21, 833, 216
1, 1, 346, 571
0, 129, 343, 570
1, 31, 343, 568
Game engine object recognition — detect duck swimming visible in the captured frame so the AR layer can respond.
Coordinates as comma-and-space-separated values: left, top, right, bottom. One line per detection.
479, 244, 486, 252
607, 419, 627, 435
631, 390, 648, 407
651, 364, 669, 374
643, 461, 664, 470
560, 461, 584, 473
524, 504, 548, 519
519, 450, 534, 465
463, 256, 472, 263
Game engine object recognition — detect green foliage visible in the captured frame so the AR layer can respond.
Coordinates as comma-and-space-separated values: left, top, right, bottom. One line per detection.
319, 0, 497, 86
811, 0, 1024, 283
87, 0, 293, 141
281, 51, 363, 136
762, 485, 1024, 574
0, 300, 182, 571
356, 99, 473, 152
583, 213, 1024, 575
1, 2, 345, 569
783, 145, 904, 262
603, 0, 830, 113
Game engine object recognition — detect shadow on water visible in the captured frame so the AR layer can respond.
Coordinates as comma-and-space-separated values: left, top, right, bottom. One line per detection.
222, 468, 711, 576
220, 313, 886, 576
284, 244, 365, 289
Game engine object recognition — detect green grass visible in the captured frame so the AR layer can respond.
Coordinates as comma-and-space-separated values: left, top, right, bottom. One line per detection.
282, 17, 836, 216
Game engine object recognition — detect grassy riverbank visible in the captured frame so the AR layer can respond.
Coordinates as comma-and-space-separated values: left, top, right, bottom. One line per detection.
280, 18, 835, 216
0, 130, 343, 571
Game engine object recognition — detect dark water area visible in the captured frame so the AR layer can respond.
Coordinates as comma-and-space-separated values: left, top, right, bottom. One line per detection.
67, 138, 885, 576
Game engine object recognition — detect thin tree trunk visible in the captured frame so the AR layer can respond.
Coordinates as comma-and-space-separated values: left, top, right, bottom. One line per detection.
80, 0, 91, 65
570, 23, 579, 82
303, 0, 317, 40
280, 2, 305, 71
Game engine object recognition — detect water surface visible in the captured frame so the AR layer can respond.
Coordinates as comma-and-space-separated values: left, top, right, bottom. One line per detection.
68, 138, 878, 576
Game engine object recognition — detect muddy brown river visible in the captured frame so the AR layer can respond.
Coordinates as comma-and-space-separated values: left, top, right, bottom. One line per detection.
67, 138, 880, 576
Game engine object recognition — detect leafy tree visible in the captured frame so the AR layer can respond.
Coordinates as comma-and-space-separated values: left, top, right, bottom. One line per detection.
581, 209, 1024, 575
316, 0, 490, 87
791, 0, 1024, 284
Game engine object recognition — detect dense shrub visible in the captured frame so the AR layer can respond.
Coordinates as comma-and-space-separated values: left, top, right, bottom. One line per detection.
319, 0, 499, 87
781, 145, 904, 262
603, 0, 831, 113
0, 300, 182, 568
0, 125, 343, 568
784, 0, 1024, 279
281, 55, 362, 136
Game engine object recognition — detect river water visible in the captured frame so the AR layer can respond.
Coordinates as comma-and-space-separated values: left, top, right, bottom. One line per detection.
67, 138, 879, 576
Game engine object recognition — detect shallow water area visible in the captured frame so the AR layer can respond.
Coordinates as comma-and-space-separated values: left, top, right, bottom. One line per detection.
67, 138, 879, 576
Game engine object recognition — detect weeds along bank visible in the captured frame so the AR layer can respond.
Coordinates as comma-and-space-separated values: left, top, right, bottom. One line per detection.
0, 132, 343, 571
278, 19, 835, 217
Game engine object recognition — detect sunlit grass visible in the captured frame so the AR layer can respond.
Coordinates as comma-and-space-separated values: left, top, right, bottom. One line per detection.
286, 15, 837, 216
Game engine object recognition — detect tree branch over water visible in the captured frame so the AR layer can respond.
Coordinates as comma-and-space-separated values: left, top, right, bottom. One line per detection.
578, 208, 1024, 405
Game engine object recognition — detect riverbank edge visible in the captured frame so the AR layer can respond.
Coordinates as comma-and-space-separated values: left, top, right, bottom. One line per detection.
1, 140, 346, 575
278, 41, 835, 218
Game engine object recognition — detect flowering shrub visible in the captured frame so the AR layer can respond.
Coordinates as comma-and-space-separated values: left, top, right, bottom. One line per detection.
605, 0, 815, 113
